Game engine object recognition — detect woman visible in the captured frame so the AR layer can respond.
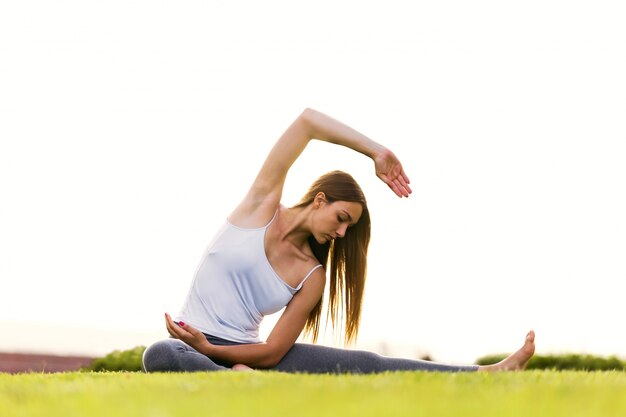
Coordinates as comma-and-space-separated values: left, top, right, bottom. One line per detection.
143, 108, 535, 373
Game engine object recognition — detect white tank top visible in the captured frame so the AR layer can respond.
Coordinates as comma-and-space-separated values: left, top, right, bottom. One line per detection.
176, 213, 323, 343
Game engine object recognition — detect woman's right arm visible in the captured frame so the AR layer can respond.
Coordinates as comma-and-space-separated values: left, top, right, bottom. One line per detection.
201, 269, 326, 368
165, 269, 326, 368
229, 108, 411, 227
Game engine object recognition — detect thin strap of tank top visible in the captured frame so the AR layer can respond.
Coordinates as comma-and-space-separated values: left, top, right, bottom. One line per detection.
263, 210, 279, 229
295, 264, 324, 290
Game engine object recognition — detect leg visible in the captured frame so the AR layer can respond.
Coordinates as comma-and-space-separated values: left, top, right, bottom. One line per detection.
272, 343, 478, 374
142, 339, 230, 372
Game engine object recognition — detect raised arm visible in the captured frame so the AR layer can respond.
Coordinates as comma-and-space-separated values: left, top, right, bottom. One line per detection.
302, 109, 412, 198
228, 108, 411, 227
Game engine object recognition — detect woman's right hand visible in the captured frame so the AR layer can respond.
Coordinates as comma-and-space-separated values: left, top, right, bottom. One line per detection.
374, 147, 412, 198
164, 313, 214, 355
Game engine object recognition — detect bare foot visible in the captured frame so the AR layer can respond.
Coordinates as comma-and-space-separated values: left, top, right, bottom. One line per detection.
478, 330, 535, 372
231, 363, 254, 372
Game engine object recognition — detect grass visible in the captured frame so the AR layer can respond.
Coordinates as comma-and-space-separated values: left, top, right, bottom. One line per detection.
1, 370, 625, 417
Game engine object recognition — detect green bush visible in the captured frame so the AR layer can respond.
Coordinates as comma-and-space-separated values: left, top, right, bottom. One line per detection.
475, 353, 626, 371
85, 346, 147, 372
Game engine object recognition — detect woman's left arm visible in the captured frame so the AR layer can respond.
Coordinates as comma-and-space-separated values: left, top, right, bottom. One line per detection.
235, 108, 411, 223
301, 109, 412, 198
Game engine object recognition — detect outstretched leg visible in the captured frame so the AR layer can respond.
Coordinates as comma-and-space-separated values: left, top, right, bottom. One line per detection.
272, 343, 478, 374
270, 330, 536, 374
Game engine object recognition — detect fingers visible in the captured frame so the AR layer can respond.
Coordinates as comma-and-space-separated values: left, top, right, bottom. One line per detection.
164, 312, 190, 339
395, 167, 412, 196
401, 168, 411, 185
382, 175, 410, 198
400, 169, 411, 189
396, 174, 412, 196
390, 176, 412, 198
164, 313, 180, 338
391, 179, 404, 197
164, 313, 203, 342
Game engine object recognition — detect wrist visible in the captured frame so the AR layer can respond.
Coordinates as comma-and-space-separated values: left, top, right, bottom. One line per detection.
199, 340, 215, 356
368, 143, 387, 160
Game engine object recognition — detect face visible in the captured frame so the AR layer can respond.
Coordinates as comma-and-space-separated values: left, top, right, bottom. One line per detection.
312, 194, 363, 244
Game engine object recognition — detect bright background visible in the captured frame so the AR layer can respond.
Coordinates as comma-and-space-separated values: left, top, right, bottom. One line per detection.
1, 1, 624, 364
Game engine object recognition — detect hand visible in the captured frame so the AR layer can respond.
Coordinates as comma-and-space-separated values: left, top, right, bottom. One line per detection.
164, 313, 212, 355
374, 148, 412, 198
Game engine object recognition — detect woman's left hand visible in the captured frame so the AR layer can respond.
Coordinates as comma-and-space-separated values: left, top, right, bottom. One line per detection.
373, 147, 412, 198
164, 313, 212, 355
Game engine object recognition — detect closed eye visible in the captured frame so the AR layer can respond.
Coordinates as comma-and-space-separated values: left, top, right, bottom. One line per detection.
337, 216, 356, 228
338, 210, 356, 226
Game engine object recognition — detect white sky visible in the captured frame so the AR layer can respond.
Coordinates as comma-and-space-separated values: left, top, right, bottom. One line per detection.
1, 1, 625, 364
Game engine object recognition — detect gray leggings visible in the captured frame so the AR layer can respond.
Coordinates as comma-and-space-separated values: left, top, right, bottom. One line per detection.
142, 334, 478, 374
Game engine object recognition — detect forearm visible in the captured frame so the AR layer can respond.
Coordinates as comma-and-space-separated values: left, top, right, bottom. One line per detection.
301, 108, 386, 159
200, 341, 279, 369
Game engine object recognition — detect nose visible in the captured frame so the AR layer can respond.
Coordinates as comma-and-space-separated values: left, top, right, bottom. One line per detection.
336, 223, 348, 238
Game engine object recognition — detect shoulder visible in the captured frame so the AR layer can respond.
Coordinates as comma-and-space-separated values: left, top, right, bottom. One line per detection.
294, 267, 326, 301
228, 198, 283, 228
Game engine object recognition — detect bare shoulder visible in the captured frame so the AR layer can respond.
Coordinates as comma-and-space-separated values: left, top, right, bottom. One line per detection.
228, 197, 281, 228
295, 266, 326, 301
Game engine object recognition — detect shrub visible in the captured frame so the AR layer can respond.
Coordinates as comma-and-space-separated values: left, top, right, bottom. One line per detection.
85, 346, 147, 372
475, 353, 626, 371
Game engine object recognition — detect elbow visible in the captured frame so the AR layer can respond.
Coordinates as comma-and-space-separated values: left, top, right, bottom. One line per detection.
300, 107, 317, 120
258, 354, 281, 369
255, 349, 285, 369
298, 108, 319, 137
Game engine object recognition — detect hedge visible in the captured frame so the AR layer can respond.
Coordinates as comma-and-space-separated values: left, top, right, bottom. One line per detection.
475, 353, 626, 371
85, 346, 146, 372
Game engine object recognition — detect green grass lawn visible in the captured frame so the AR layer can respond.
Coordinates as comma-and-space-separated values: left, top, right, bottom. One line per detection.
1, 370, 625, 417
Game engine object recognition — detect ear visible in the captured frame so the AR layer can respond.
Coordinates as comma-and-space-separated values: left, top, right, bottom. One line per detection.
314, 192, 327, 209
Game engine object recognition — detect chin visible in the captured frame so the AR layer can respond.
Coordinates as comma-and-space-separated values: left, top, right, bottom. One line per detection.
312, 233, 328, 245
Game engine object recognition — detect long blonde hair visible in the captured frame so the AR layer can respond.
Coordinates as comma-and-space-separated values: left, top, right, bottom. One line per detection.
293, 170, 371, 345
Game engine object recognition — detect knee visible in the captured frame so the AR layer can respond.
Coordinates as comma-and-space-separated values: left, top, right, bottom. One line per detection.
142, 339, 181, 373
345, 350, 385, 373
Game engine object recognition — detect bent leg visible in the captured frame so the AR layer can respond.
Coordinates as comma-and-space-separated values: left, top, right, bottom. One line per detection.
142, 339, 229, 372
273, 343, 478, 374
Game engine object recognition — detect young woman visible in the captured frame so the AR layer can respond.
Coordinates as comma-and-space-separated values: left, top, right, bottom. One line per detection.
142, 108, 535, 373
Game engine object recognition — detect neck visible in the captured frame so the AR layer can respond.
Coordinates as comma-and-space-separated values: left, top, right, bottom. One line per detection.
277, 205, 314, 247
